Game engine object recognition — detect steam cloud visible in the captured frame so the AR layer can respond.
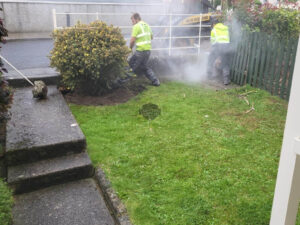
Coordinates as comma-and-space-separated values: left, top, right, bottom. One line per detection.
64, 1, 243, 85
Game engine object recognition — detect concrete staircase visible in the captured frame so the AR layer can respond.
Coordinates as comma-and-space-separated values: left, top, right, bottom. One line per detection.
5, 86, 93, 194
8, 152, 93, 194
5, 84, 115, 225
4, 67, 60, 88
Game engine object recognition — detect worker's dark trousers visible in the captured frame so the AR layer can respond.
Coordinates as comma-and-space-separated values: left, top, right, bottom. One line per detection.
129, 50, 159, 84
207, 43, 231, 85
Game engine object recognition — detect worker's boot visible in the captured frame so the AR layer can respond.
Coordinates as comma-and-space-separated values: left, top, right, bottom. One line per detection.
152, 79, 160, 86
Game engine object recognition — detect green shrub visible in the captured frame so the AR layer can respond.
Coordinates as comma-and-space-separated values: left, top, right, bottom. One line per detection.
232, 0, 300, 40
0, 12, 12, 121
0, 179, 13, 225
261, 7, 300, 39
50, 21, 130, 95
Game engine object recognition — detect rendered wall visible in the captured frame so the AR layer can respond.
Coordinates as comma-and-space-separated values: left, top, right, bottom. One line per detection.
1, 1, 166, 34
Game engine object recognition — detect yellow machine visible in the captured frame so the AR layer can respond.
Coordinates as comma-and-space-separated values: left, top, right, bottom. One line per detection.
179, 13, 213, 26
168, 0, 221, 47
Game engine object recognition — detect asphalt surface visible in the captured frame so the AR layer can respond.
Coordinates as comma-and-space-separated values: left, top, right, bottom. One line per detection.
1, 39, 54, 71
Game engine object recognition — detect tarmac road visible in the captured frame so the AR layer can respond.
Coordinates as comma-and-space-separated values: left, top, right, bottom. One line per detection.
1, 39, 54, 71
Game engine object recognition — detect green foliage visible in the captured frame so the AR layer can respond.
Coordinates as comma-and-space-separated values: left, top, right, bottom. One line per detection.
71, 82, 288, 225
232, 0, 300, 40
0, 8, 12, 121
0, 179, 13, 225
261, 8, 300, 39
51, 21, 130, 95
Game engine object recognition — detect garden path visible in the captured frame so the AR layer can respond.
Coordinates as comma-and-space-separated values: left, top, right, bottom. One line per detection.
5, 84, 117, 224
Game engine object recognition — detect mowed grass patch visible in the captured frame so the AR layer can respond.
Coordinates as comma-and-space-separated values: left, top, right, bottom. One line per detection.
0, 179, 13, 225
70, 82, 287, 225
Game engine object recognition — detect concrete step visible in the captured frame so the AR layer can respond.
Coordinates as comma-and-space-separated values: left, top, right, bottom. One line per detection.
13, 178, 115, 225
5, 86, 86, 166
3, 67, 60, 88
8, 152, 94, 194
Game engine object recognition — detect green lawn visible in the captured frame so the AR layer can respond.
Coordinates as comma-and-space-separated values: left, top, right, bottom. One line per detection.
0, 179, 13, 225
70, 82, 288, 225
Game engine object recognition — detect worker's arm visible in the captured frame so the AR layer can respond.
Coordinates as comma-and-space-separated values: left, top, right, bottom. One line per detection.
130, 37, 136, 50
150, 27, 153, 40
210, 28, 216, 45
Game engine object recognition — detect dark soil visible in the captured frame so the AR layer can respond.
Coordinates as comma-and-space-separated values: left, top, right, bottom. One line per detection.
64, 77, 149, 106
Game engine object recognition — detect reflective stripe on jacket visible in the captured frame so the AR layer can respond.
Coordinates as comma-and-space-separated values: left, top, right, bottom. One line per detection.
132, 21, 152, 51
211, 23, 230, 45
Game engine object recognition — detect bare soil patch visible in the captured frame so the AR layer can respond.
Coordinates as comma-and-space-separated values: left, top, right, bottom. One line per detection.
63, 76, 236, 106
64, 77, 149, 106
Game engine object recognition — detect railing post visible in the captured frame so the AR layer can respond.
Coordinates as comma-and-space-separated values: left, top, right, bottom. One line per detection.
198, 13, 202, 56
66, 12, 70, 27
52, 8, 57, 30
169, 13, 172, 56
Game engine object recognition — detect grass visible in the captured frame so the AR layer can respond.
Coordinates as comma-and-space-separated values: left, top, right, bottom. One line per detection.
0, 178, 13, 225
70, 82, 288, 225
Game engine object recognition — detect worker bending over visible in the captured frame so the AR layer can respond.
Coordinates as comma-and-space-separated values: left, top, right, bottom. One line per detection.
207, 18, 231, 85
129, 13, 160, 86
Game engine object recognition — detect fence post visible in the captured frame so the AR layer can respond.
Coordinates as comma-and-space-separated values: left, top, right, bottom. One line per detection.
197, 13, 202, 56
169, 13, 172, 56
52, 8, 57, 30
66, 12, 70, 27
270, 35, 300, 225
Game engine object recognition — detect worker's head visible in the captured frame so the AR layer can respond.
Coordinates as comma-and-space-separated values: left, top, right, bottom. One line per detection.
211, 17, 219, 27
131, 13, 141, 25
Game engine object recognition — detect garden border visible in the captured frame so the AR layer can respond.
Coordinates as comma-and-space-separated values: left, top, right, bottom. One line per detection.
94, 168, 132, 225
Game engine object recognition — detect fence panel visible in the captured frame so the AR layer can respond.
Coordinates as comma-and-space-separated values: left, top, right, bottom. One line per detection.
230, 32, 298, 101
287, 40, 298, 100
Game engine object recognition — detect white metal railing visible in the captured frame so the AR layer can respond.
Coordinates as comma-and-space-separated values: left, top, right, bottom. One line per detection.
52, 9, 211, 56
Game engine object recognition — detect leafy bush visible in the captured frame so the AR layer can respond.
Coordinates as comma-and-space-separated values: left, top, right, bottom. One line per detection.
51, 21, 130, 95
0, 10, 12, 121
0, 179, 13, 225
232, 0, 300, 40
0, 10, 13, 225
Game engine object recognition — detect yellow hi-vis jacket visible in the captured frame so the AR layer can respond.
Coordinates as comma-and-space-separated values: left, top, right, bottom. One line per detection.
132, 21, 152, 51
211, 23, 230, 45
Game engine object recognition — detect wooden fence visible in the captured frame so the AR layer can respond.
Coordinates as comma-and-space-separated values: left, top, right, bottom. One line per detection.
230, 32, 298, 100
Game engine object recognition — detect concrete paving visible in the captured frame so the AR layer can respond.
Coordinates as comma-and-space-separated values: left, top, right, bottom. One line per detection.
4, 67, 60, 87
8, 152, 94, 194
13, 179, 115, 225
1, 39, 60, 87
3, 37, 122, 225
6, 86, 86, 166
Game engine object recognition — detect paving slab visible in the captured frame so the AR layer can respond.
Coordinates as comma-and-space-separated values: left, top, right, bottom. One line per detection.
3, 67, 60, 88
5, 86, 86, 166
8, 152, 94, 194
13, 178, 115, 225
3, 67, 58, 79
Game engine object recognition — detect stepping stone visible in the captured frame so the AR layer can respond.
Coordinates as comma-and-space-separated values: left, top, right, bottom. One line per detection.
8, 152, 94, 194
13, 178, 115, 225
5, 86, 86, 166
